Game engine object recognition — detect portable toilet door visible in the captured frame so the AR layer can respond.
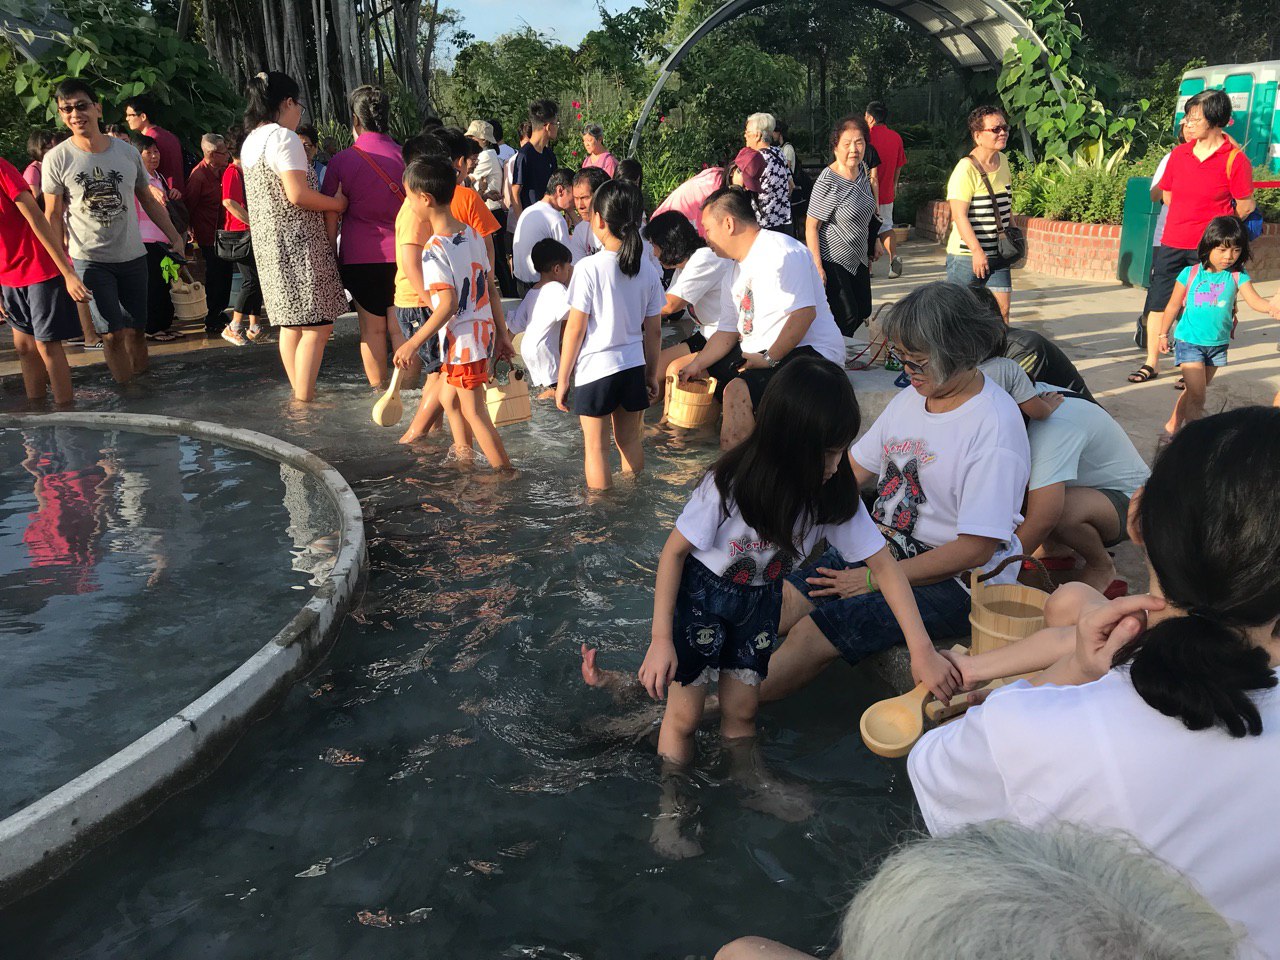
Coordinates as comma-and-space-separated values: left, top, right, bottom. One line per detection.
1177, 61, 1280, 179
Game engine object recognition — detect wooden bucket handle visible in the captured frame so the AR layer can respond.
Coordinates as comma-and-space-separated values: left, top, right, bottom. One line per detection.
974, 553, 1054, 594
667, 374, 717, 395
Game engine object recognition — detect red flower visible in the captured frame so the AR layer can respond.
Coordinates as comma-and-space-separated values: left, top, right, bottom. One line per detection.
659, 115, 666, 122
572, 100, 581, 109
572, 150, 580, 156
576, 113, 582, 120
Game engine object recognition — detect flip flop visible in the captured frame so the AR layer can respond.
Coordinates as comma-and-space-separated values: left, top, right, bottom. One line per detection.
1173, 376, 1185, 391
1127, 364, 1158, 383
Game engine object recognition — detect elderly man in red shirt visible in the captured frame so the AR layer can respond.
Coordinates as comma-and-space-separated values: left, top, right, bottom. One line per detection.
184, 133, 233, 335
1130, 89, 1256, 384
123, 94, 187, 192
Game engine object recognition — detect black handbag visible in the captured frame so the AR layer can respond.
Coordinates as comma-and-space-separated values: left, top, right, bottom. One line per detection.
215, 229, 252, 263
968, 156, 1026, 268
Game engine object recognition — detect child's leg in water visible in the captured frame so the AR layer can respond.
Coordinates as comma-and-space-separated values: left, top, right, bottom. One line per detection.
579, 414, 613, 489
456, 384, 513, 471
441, 382, 477, 458
612, 408, 645, 475
651, 682, 708, 859
720, 674, 813, 822
399, 371, 445, 444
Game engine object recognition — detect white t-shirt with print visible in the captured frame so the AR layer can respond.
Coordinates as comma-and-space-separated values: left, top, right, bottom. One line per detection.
676, 475, 886, 586
978, 356, 1038, 405
668, 247, 736, 341
240, 123, 308, 175
1027, 393, 1149, 497
422, 227, 494, 366
571, 219, 602, 263
564, 250, 665, 387
850, 376, 1030, 585
909, 669, 1280, 960
731, 228, 845, 362
518, 282, 569, 387
512, 199, 569, 283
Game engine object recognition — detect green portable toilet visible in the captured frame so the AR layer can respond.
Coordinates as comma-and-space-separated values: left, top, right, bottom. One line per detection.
1118, 176, 1159, 287
1176, 61, 1280, 176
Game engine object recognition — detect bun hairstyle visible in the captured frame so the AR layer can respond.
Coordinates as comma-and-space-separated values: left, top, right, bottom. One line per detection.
590, 178, 646, 276
244, 71, 300, 129
712, 355, 861, 557
1113, 407, 1280, 737
350, 84, 390, 134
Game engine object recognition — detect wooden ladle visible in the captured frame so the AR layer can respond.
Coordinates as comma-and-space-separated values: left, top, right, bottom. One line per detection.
371, 368, 403, 427
860, 645, 968, 758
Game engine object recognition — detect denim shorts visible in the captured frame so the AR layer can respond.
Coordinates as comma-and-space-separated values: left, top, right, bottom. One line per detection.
395, 305, 443, 373
671, 556, 786, 687
1174, 340, 1228, 368
73, 255, 149, 334
945, 253, 1011, 293
785, 547, 972, 666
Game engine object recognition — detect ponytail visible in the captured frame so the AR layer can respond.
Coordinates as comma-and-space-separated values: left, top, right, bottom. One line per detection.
1114, 615, 1276, 738
244, 70, 300, 130
1120, 407, 1280, 738
591, 179, 645, 277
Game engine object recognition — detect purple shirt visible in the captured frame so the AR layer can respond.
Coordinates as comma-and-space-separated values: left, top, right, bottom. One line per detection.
321, 131, 405, 264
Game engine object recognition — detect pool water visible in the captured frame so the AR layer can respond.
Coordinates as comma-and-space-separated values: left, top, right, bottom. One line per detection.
0, 329, 917, 959
0, 425, 337, 818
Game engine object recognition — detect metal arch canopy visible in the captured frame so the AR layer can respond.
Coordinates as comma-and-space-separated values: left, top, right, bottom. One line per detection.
628, 0, 1052, 155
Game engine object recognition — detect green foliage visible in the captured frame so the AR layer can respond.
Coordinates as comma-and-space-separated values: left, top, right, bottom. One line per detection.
893, 179, 943, 228
1012, 159, 1133, 224
1257, 190, 1280, 225
996, 0, 1137, 163
3, 0, 240, 146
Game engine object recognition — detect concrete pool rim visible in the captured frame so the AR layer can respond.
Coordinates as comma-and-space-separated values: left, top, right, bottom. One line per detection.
0, 412, 368, 906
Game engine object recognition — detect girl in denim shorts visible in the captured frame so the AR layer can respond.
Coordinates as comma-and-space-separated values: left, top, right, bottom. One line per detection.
1157, 216, 1280, 435
638, 357, 937, 770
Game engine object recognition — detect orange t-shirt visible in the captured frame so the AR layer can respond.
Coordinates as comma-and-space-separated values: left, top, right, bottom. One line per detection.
393, 201, 432, 309
451, 184, 500, 237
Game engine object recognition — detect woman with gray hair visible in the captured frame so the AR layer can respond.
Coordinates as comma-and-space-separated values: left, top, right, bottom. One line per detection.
715, 820, 1241, 959
751, 282, 1029, 706
743, 112, 792, 231
581, 122, 618, 177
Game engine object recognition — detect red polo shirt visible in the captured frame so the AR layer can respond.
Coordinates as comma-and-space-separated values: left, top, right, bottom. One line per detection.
1157, 139, 1253, 250
185, 159, 223, 247
867, 123, 906, 204
0, 156, 60, 288
145, 124, 186, 192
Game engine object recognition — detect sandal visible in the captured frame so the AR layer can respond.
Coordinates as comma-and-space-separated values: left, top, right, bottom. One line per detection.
1173, 376, 1185, 391
1126, 364, 1158, 383
147, 330, 180, 343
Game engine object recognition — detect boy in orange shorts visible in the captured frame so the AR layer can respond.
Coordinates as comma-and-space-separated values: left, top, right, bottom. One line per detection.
393, 156, 514, 474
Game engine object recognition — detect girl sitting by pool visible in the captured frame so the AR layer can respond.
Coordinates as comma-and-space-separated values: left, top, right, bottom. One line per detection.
1157, 215, 1280, 435
638, 356, 951, 773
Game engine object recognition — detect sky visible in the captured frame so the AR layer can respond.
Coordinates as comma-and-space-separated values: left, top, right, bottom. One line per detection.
453, 0, 619, 50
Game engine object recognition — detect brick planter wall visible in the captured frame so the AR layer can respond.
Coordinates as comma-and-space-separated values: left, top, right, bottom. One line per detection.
913, 199, 1280, 282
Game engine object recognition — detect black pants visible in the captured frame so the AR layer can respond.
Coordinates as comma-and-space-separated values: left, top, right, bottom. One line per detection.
201, 245, 234, 333
234, 253, 263, 317
491, 209, 516, 298
143, 242, 175, 334
822, 259, 871, 336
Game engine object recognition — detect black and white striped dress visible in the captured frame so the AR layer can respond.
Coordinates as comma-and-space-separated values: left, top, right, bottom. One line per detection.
807, 165, 877, 274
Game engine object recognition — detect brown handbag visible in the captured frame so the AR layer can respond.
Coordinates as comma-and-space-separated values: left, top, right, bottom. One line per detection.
967, 155, 1025, 268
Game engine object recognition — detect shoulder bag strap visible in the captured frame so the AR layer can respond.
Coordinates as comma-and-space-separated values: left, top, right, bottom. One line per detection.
967, 154, 1008, 237
353, 146, 406, 199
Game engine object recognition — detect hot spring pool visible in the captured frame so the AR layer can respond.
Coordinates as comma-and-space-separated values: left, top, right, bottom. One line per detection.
0, 328, 918, 958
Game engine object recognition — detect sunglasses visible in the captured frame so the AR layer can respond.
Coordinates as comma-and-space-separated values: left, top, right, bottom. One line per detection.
58, 101, 94, 115
983, 124, 1010, 135
889, 348, 931, 375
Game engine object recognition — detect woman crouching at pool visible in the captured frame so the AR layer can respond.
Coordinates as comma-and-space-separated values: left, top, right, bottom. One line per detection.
635, 357, 946, 846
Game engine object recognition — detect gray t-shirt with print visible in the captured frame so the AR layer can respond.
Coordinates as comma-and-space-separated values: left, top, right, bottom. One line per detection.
42, 137, 148, 262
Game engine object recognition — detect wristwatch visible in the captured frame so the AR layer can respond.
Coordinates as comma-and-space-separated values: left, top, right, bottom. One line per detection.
761, 350, 780, 368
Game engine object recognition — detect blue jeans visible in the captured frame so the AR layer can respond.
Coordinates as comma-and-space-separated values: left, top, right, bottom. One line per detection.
672, 557, 786, 685
945, 253, 1012, 294
785, 547, 971, 665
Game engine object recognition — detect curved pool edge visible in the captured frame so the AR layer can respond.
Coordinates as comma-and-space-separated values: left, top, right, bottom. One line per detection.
0, 413, 368, 907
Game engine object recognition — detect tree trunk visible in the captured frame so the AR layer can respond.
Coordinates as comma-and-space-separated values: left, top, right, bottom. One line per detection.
176, 0, 194, 39
313, 0, 332, 121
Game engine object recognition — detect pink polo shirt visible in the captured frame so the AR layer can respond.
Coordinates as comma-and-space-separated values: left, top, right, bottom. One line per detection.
321, 132, 405, 264
653, 167, 725, 237
583, 150, 618, 177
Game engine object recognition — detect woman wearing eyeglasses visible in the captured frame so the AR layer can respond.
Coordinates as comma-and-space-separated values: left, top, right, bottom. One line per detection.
751, 282, 1030, 707
945, 106, 1014, 321
240, 70, 348, 402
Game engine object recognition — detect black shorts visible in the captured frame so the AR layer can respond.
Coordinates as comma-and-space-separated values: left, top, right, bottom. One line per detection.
737, 345, 823, 410
572, 364, 650, 417
340, 261, 396, 317
1142, 245, 1199, 315
2, 275, 80, 342
683, 333, 744, 402
822, 259, 871, 336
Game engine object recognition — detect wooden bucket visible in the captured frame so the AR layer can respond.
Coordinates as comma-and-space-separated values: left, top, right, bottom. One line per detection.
666, 375, 718, 429
968, 555, 1053, 656
891, 225, 909, 245
486, 362, 532, 427
170, 267, 207, 322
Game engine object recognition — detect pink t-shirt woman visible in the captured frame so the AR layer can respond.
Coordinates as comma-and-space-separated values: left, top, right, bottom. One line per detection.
653, 167, 725, 237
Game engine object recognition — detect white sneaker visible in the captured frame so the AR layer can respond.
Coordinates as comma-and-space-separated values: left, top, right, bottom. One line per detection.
221, 325, 248, 347
889, 256, 903, 279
